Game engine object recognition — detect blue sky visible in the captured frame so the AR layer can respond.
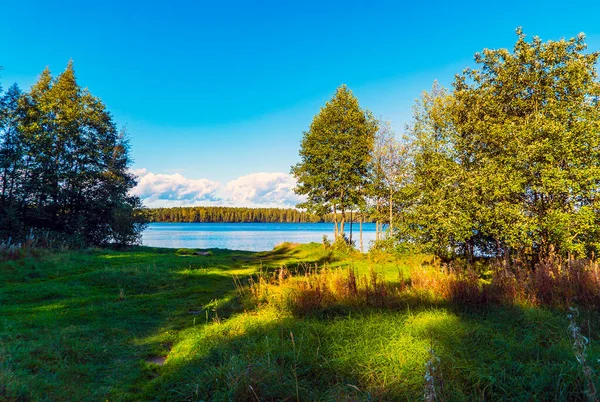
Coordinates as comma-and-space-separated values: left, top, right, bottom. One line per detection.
2, 1, 600, 207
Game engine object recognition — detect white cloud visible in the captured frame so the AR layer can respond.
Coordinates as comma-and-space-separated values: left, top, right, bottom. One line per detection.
131, 168, 221, 207
130, 169, 306, 208
225, 172, 305, 207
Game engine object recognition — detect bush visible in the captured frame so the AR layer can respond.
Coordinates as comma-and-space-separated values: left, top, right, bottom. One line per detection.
110, 203, 149, 247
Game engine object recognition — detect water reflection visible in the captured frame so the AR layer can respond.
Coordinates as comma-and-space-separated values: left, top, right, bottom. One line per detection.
142, 222, 378, 252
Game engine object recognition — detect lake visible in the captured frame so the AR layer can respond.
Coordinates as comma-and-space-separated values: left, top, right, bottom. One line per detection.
141, 222, 378, 251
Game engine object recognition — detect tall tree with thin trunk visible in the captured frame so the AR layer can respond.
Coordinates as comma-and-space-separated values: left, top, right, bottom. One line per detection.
369, 120, 410, 238
0, 82, 25, 233
292, 85, 377, 241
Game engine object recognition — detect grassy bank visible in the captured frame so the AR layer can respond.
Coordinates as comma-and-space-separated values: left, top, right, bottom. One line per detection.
1, 243, 599, 401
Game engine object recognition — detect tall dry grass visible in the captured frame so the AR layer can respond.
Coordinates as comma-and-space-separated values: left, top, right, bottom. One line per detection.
407, 256, 600, 308
236, 255, 600, 315
0, 229, 66, 261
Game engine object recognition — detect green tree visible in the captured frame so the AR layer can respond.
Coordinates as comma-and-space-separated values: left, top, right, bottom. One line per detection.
292, 85, 377, 241
0, 83, 25, 235
405, 82, 475, 260
406, 30, 600, 263
453, 29, 600, 261
369, 120, 411, 239
0, 62, 146, 246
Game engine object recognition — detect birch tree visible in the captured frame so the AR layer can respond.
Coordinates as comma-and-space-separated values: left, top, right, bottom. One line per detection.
370, 120, 411, 239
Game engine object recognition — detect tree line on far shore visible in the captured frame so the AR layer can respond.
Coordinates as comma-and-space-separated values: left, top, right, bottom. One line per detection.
147, 206, 374, 224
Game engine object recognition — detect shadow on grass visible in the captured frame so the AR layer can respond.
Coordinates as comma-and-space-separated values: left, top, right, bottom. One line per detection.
140, 293, 599, 401
4, 244, 598, 401
1, 246, 285, 401
1, 243, 350, 400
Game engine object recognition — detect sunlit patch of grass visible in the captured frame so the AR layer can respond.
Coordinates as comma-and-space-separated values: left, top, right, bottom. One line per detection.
178, 267, 255, 277
2, 243, 600, 400
144, 303, 598, 400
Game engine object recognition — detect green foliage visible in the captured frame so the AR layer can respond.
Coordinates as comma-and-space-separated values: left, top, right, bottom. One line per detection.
404, 30, 600, 262
110, 198, 149, 247
369, 236, 409, 255
369, 119, 412, 237
292, 85, 377, 237
0, 62, 146, 246
148, 206, 375, 225
322, 234, 332, 248
404, 82, 476, 260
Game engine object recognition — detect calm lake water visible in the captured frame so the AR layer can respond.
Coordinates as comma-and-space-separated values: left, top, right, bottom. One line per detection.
142, 222, 378, 251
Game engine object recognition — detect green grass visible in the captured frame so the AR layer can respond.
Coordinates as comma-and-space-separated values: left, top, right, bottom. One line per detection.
1, 243, 599, 401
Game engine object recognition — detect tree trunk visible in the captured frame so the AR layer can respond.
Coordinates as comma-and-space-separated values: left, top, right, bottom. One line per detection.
1, 166, 7, 202
334, 219, 338, 241
349, 210, 353, 245
389, 189, 393, 236
360, 214, 363, 252
375, 201, 380, 241
495, 238, 502, 261
333, 206, 338, 240
467, 238, 474, 264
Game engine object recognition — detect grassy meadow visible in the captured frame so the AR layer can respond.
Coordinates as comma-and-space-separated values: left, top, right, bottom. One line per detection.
1, 243, 599, 401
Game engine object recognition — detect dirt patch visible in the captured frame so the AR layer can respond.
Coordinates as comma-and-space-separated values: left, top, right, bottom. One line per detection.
146, 356, 167, 365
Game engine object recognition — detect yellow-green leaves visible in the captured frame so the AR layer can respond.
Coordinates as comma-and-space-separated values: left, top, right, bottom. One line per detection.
292, 85, 377, 238
406, 30, 600, 261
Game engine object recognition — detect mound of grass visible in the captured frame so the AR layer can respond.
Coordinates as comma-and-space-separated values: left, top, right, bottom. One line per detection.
175, 248, 213, 256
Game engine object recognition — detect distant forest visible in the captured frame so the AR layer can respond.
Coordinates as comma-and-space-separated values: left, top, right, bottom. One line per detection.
147, 206, 370, 223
